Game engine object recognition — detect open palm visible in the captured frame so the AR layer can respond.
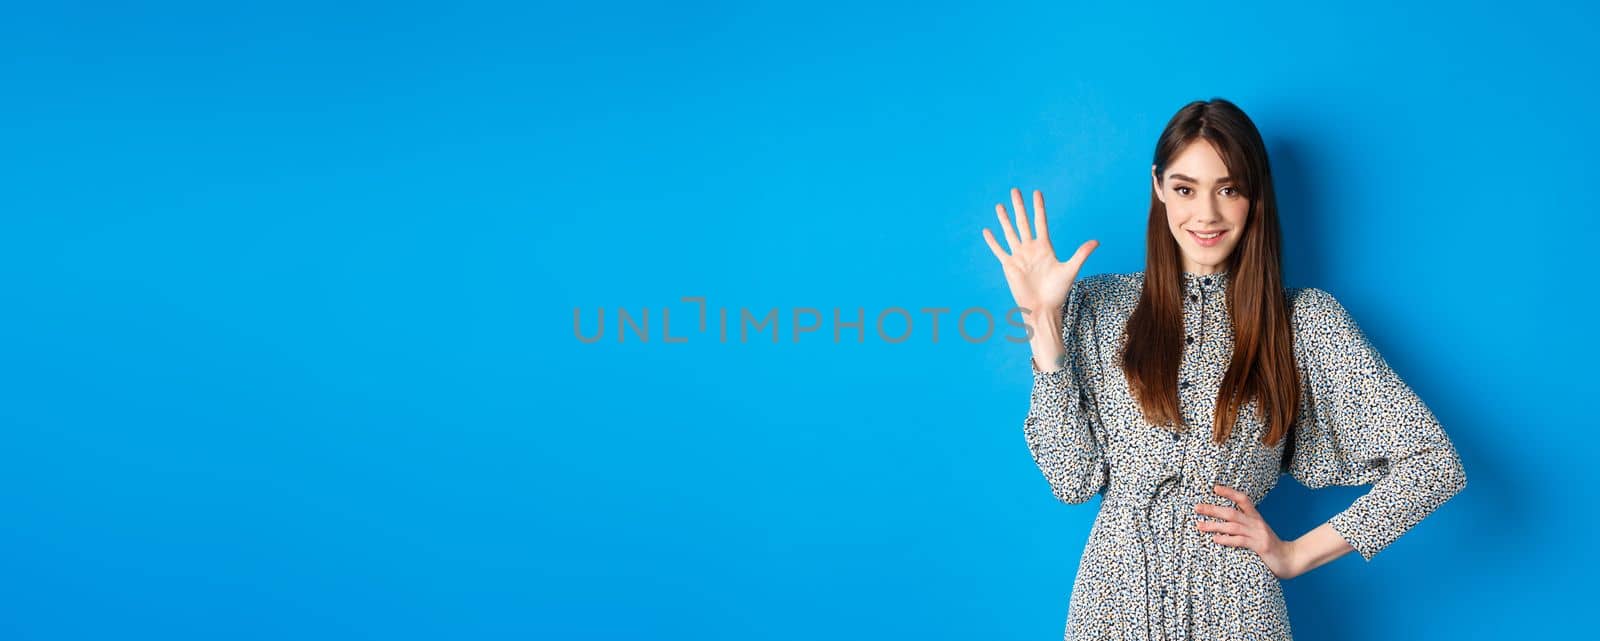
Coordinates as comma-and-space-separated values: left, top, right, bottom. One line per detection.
982, 188, 1099, 318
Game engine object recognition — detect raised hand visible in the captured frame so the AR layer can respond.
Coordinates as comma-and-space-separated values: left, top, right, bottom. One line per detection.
982, 187, 1099, 320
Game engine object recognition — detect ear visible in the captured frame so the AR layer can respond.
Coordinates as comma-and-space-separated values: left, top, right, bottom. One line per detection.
1150, 165, 1165, 204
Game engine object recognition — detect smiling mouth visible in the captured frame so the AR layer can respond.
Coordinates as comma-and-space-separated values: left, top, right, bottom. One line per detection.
1188, 229, 1227, 246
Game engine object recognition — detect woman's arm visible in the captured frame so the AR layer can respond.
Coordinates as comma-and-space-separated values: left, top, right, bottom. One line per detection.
1286, 287, 1468, 562
979, 187, 1107, 505
1021, 278, 1110, 505
1282, 522, 1357, 577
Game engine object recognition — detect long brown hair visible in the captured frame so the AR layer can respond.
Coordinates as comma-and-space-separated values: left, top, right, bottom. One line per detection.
1121, 98, 1298, 448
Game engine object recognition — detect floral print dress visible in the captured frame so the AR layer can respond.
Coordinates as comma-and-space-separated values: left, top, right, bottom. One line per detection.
1022, 268, 1467, 641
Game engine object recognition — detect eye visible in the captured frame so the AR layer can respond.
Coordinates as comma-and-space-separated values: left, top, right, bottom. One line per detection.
1220, 186, 1239, 197
1175, 186, 1192, 196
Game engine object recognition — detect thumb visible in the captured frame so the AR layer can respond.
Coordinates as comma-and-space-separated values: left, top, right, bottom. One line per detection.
1063, 239, 1099, 268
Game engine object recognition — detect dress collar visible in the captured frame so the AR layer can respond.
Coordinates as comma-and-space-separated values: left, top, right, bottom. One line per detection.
1180, 268, 1229, 295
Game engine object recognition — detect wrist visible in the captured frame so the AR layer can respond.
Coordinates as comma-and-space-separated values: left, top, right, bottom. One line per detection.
1274, 537, 1304, 579
1027, 308, 1065, 371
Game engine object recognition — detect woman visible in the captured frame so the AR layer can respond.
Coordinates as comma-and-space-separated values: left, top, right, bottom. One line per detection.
981, 98, 1467, 640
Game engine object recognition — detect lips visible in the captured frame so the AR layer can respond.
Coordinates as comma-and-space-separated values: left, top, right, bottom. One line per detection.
1188, 229, 1227, 247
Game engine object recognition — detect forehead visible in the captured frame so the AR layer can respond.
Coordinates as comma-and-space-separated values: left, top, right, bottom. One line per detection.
1164, 140, 1230, 180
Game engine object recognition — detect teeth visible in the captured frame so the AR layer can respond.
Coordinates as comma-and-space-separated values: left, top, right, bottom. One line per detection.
1195, 231, 1221, 239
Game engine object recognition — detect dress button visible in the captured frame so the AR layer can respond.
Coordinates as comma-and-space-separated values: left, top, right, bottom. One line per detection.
1202, 277, 1211, 285
1179, 380, 1190, 389
1189, 294, 1198, 302
1172, 430, 1181, 441
1185, 335, 1194, 345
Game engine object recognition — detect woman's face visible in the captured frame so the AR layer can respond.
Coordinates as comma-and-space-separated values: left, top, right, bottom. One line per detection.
1151, 139, 1249, 275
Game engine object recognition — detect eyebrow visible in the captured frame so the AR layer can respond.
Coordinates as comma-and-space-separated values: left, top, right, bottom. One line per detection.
1168, 173, 1233, 185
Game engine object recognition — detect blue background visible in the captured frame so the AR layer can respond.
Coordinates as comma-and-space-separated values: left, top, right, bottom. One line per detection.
3, 1, 1593, 639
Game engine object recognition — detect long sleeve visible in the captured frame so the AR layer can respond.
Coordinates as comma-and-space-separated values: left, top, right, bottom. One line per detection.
1287, 287, 1468, 561
1023, 276, 1110, 505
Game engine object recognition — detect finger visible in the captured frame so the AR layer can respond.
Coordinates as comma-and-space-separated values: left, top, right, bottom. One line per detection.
1206, 506, 1246, 523
982, 228, 1009, 262
1215, 485, 1259, 516
995, 203, 1022, 252
1012, 188, 1033, 241
1063, 239, 1099, 268
1032, 189, 1049, 242
1211, 533, 1251, 548
1197, 520, 1246, 536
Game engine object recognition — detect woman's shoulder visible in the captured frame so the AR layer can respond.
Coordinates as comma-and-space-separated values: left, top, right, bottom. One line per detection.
1284, 285, 1376, 351
1069, 271, 1145, 315
1284, 285, 1348, 326
1073, 270, 1142, 293
1075, 271, 1139, 298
